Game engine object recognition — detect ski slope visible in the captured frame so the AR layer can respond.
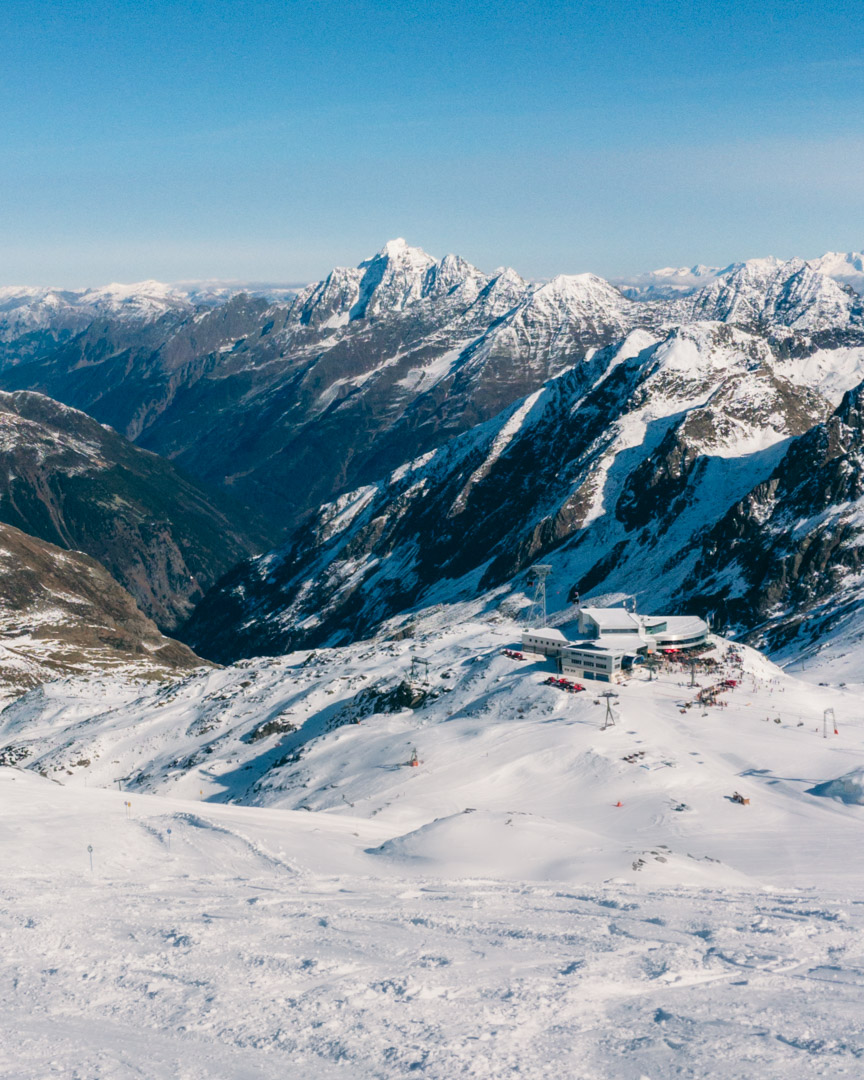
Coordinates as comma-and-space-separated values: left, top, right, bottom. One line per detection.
4, 765, 864, 1080
4, 613, 864, 1077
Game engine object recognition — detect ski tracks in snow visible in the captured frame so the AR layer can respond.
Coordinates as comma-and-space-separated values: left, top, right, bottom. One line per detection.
3, 861, 864, 1079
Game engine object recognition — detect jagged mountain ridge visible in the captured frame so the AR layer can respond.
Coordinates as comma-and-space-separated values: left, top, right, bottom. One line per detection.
616, 250, 864, 302
3, 241, 862, 536
0, 242, 641, 531
0, 278, 303, 339
0, 391, 265, 630
0, 278, 301, 369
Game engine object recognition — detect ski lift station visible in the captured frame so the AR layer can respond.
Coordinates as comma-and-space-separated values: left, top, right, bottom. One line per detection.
523, 605, 710, 683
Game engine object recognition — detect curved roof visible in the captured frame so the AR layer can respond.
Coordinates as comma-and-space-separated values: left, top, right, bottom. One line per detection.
652, 615, 709, 643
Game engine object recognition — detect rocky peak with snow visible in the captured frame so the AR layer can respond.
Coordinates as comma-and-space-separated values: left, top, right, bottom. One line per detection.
618, 250, 864, 303
292, 240, 489, 327
701, 257, 863, 331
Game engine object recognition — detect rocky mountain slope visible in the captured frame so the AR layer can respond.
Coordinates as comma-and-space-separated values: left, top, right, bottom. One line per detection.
181, 323, 836, 662
0, 391, 265, 630
0, 521, 205, 702
684, 380, 864, 655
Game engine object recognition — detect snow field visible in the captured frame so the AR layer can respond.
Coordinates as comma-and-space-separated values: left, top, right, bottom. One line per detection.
4, 615, 864, 1076
4, 767, 864, 1080
3, 619, 863, 887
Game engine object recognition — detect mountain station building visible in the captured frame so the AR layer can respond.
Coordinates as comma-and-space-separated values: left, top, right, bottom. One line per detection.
522, 605, 709, 682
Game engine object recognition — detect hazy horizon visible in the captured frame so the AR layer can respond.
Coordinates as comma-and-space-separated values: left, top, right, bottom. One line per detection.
2, 239, 863, 292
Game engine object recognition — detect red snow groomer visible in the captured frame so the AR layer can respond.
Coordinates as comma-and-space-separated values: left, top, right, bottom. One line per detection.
542, 676, 585, 694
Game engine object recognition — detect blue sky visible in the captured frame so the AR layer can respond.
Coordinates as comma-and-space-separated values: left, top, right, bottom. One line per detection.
1, 0, 863, 285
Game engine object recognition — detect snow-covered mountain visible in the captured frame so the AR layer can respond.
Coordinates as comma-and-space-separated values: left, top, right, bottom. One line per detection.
5, 612, 864, 1079
616, 250, 864, 302
0, 277, 302, 336
686, 379, 864, 657
0, 280, 191, 344
614, 263, 724, 300
0, 241, 638, 531
807, 250, 864, 295
181, 321, 835, 661
2, 607, 859, 842
2, 239, 864, 671
671, 257, 863, 332
7, 242, 864, 1080
5, 240, 862, 539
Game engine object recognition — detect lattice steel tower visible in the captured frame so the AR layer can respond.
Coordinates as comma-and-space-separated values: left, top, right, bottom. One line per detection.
525, 564, 553, 627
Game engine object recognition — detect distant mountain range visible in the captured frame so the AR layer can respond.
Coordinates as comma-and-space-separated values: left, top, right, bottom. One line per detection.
613, 251, 864, 301
2, 241, 861, 539
0, 239, 863, 675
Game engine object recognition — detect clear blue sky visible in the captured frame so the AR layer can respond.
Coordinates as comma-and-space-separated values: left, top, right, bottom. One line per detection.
2, 0, 863, 285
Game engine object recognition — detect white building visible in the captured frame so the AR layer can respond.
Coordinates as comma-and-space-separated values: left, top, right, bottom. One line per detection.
644, 615, 710, 650
521, 627, 569, 657
577, 607, 643, 640
560, 642, 629, 681
522, 604, 709, 683
577, 606, 709, 652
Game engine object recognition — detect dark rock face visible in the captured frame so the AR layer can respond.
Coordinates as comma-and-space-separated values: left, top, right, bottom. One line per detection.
0, 391, 265, 630
0, 521, 206, 697
684, 381, 864, 649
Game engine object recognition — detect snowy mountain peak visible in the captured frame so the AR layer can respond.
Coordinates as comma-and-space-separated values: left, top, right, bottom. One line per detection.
78, 279, 194, 318
614, 264, 725, 300
807, 250, 864, 295
379, 236, 409, 255
422, 252, 488, 301
536, 272, 624, 299
519, 272, 632, 329
675, 256, 862, 331
362, 238, 436, 271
